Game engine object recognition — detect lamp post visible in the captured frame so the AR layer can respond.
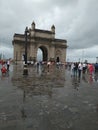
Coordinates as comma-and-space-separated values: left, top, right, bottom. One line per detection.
25, 27, 28, 64
23, 27, 29, 75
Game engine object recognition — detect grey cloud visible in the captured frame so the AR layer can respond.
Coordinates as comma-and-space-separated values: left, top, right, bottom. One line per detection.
0, 0, 98, 62
49, 0, 78, 7
64, 0, 98, 50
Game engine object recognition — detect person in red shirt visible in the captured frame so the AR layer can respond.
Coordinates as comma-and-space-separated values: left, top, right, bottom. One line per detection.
88, 64, 95, 75
1, 65, 7, 74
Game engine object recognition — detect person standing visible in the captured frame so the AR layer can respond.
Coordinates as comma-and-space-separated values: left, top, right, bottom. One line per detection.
1, 65, 7, 74
70, 62, 75, 77
7, 59, 10, 71
88, 63, 95, 75
82, 62, 87, 74
78, 62, 83, 78
36, 61, 40, 72
74, 62, 78, 77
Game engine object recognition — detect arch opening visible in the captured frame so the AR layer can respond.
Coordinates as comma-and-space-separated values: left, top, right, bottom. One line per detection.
37, 46, 48, 62
56, 56, 60, 62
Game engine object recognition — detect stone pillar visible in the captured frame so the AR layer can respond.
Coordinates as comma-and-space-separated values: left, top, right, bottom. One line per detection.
61, 48, 66, 63
49, 45, 55, 60
29, 42, 37, 62
30, 43, 33, 57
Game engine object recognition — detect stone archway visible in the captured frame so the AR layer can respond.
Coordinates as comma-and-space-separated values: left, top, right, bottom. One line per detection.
37, 46, 48, 61
12, 22, 67, 63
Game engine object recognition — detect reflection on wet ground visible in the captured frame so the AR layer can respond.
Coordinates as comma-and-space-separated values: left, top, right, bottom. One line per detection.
0, 64, 98, 130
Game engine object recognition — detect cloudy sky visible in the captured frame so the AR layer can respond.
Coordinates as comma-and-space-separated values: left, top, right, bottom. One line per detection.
0, 0, 98, 62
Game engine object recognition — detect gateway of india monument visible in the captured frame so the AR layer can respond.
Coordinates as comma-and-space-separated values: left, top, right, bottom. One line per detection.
12, 21, 67, 63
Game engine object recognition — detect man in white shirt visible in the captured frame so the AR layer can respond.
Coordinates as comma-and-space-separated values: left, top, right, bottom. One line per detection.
78, 62, 83, 78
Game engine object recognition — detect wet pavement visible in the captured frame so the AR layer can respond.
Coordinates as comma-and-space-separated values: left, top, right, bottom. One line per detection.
0, 64, 98, 130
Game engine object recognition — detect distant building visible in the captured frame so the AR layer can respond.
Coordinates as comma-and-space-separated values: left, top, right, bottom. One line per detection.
96, 57, 98, 63
12, 22, 67, 63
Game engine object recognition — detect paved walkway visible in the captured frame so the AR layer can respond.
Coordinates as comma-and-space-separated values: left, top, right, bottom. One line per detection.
0, 64, 98, 130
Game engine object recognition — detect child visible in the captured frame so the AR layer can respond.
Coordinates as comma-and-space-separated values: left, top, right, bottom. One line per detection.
1, 65, 7, 74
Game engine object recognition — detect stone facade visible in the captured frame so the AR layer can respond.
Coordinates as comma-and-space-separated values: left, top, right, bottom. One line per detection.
12, 22, 67, 63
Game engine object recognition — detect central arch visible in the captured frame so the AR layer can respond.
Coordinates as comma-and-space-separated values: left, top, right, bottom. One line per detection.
37, 46, 48, 61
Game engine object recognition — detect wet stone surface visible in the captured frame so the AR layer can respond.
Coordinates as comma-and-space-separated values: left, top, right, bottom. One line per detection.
0, 64, 98, 130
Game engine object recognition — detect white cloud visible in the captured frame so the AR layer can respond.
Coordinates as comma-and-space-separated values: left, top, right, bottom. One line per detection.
0, 45, 13, 59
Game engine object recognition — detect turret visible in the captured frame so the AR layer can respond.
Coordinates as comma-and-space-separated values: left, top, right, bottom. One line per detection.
51, 25, 55, 33
31, 21, 35, 30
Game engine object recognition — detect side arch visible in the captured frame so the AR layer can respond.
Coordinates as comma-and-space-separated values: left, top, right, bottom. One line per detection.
55, 49, 62, 62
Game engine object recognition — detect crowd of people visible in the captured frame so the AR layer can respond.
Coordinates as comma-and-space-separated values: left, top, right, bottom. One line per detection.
66, 62, 98, 78
1, 58, 98, 79
27, 60, 98, 78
